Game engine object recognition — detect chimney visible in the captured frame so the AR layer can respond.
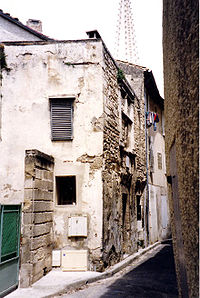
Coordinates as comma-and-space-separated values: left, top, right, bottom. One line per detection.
26, 19, 42, 33
86, 30, 101, 39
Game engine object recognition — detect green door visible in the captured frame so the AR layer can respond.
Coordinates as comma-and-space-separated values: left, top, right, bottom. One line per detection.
0, 205, 21, 297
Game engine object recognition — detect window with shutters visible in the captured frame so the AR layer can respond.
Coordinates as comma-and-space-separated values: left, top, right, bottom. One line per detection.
50, 98, 74, 141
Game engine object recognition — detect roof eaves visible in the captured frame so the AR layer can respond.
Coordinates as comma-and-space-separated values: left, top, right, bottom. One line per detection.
144, 70, 164, 107
116, 59, 149, 71
118, 77, 137, 102
2, 39, 102, 46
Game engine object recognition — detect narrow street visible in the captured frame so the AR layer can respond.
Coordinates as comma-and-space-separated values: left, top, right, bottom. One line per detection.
59, 241, 178, 298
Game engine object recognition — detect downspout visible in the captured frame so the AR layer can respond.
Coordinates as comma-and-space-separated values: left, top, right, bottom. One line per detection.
144, 88, 149, 246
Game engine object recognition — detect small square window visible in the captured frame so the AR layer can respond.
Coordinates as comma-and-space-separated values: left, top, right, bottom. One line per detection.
56, 176, 76, 205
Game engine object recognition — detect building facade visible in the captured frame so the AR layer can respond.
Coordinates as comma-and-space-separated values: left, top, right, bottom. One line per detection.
163, 0, 199, 297
0, 36, 148, 290
117, 61, 170, 246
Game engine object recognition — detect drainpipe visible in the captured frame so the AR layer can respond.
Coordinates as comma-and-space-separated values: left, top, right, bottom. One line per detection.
144, 89, 149, 246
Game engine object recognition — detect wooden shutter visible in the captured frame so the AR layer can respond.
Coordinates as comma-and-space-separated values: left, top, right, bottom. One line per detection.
50, 99, 73, 140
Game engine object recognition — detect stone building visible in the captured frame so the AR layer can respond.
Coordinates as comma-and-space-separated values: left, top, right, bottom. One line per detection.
163, 0, 199, 297
0, 32, 149, 293
117, 61, 170, 246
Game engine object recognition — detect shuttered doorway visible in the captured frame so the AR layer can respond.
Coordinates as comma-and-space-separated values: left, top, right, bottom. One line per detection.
0, 205, 21, 297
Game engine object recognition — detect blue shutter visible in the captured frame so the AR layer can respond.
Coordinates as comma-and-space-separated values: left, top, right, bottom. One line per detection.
50, 99, 73, 140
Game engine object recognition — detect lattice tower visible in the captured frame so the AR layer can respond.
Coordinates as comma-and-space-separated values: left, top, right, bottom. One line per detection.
115, 0, 139, 64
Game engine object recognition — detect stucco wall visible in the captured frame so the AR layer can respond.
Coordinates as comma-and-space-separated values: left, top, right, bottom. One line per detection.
163, 0, 199, 296
0, 40, 104, 268
147, 99, 170, 243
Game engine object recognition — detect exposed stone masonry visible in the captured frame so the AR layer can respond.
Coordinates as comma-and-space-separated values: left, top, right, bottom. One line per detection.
102, 48, 122, 267
117, 62, 146, 246
20, 150, 54, 287
101, 49, 146, 268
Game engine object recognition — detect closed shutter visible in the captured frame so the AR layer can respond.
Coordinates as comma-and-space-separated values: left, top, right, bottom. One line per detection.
50, 99, 73, 140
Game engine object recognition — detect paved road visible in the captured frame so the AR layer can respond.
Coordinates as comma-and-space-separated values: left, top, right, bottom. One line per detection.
59, 242, 178, 298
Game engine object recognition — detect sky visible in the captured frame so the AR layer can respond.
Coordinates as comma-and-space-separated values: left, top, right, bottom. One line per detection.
1, 0, 164, 96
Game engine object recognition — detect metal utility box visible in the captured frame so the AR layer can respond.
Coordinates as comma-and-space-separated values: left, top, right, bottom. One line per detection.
52, 250, 61, 267
68, 216, 87, 237
61, 250, 87, 271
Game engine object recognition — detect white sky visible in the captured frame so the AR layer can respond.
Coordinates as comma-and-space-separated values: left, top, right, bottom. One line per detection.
1, 0, 163, 96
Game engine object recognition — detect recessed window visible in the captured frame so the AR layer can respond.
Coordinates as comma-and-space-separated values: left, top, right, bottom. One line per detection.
56, 176, 76, 205
122, 112, 132, 149
50, 98, 74, 141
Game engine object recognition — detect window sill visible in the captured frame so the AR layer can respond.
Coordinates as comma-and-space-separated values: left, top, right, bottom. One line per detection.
51, 138, 73, 142
55, 204, 77, 207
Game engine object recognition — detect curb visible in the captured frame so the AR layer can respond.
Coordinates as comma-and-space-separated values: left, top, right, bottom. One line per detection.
46, 241, 162, 297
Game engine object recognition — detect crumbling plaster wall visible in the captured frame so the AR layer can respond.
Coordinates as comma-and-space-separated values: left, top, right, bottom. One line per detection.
116, 62, 146, 184
102, 49, 122, 267
117, 62, 147, 245
101, 52, 146, 268
163, 1, 199, 297
0, 40, 104, 268
117, 62, 170, 244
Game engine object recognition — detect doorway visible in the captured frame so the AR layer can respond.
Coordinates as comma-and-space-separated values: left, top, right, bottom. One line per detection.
0, 205, 21, 296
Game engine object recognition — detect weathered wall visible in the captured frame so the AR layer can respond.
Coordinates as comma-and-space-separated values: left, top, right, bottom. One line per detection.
101, 54, 147, 268
21, 150, 54, 287
117, 62, 170, 245
147, 99, 170, 243
0, 40, 104, 270
124, 66, 146, 249
102, 48, 122, 267
117, 64, 146, 186
117, 62, 150, 247
163, 0, 199, 297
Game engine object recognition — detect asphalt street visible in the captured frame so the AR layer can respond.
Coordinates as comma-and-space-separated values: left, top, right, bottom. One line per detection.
59, 242, 178, 298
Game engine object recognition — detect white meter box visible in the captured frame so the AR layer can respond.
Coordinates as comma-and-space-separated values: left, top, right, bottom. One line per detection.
68, 216, 87, 237
62, 250, 87, 271
52, 250, 61, 267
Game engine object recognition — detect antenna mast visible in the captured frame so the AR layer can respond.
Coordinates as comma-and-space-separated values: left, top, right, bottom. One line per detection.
115, 0, 139, 64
